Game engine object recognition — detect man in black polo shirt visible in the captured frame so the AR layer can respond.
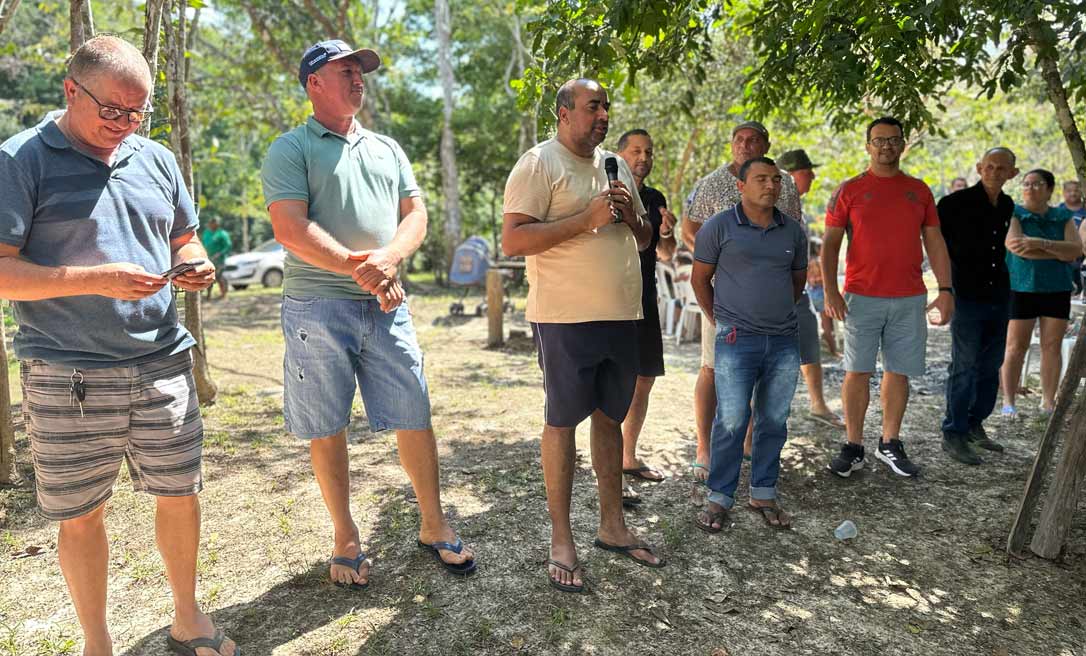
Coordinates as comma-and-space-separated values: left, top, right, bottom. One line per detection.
617, 129, 676, 488
938, 147, 1019, 463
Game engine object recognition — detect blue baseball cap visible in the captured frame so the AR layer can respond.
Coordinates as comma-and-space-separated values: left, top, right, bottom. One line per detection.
298, 40, 381, 89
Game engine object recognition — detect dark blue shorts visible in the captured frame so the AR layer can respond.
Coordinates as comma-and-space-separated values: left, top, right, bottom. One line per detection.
532, 321, 639, 427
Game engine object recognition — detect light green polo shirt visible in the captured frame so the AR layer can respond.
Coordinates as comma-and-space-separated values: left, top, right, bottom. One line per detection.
261, 116, 421, 299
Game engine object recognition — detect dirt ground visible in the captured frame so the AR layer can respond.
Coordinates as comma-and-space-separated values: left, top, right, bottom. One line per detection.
1, 286, 1085, 656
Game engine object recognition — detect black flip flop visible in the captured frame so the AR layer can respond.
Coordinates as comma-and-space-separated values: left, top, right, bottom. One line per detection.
166, 629, 238, 656
623, 465, 665, 482
694, 508, 728, 534
747, 503, 792, 530
330, 552, 370, 590
547, 559, 585, 593
417, 537, 477, 576
593, 538, 666, 568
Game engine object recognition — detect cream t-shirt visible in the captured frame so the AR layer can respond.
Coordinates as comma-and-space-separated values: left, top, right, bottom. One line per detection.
503, 139, 647, 323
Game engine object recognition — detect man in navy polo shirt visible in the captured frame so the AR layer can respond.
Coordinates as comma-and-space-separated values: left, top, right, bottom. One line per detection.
690, 156, 807, 532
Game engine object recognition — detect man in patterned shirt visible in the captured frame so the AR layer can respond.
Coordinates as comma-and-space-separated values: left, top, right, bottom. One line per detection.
681, 121, 801, 483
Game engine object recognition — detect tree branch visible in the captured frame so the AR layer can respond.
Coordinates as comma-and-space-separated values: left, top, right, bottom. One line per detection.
0, 0, 22, 39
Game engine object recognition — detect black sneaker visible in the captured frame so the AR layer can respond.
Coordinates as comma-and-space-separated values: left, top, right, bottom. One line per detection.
876, 439, 921, 477
942, 431, 982, 465
967, 424, 1004, 452
829, 443, 865, 478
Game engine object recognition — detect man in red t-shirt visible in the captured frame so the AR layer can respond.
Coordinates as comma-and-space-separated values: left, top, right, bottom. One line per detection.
822, 116, 954, 479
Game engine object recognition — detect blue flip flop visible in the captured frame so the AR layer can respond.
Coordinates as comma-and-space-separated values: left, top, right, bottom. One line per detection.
417, 537, 477, 576
330, 552, 370, 590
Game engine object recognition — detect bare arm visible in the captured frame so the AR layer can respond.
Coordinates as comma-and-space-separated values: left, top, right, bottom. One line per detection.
502, 190, 613, 257
690, 260, 716, 327
792, 269, 807, 303
921, 226, 952, 288
269, 199, 358, 276
1006, 217, 1084, 262
0, 243, 168, 301
681, 217, 700, 252
655, 207, 677, 262
820, 226, 847, 320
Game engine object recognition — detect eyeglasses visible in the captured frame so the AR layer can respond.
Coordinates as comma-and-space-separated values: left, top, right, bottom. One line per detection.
868, 136, 905, 148
71, 78, 153, 125
1021, 181, 1049, 189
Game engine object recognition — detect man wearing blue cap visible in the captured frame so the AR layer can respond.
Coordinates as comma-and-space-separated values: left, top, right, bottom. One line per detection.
261, 40, 475, 588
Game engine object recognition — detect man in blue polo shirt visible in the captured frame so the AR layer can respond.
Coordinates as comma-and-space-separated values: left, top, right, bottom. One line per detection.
0, 36, 233, 656
261, 39, 475, 589
690, 156, 808, 533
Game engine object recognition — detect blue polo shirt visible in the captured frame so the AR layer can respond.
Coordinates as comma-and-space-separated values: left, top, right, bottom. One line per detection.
0, 112, 197, 368
693, 203, 808, 336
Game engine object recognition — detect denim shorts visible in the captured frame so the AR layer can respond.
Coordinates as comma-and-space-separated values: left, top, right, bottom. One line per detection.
281, 296, 432, 438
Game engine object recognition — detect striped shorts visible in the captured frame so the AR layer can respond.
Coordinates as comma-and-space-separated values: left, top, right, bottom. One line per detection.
20, 350, 204, 521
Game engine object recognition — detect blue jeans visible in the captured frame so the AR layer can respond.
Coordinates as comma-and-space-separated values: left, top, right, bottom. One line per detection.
942, 297, 1009, 435
707, 326, 800, 509
281, 296, 432, 438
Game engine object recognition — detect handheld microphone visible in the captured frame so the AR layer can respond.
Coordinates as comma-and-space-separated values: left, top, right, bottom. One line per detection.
604, 156, 622, 223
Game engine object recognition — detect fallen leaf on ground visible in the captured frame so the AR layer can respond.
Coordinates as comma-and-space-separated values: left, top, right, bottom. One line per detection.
11, 545, 46, 559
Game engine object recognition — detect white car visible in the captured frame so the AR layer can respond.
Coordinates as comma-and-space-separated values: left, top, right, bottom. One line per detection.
221, 239, 286, 290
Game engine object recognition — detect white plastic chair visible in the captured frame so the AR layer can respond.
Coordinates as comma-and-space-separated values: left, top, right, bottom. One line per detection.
672, 264, 702, 345
655, 262, 679, 336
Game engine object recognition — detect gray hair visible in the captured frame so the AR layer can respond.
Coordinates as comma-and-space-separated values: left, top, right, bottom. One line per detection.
67, 35, 152, 89
982, 146, 1017, 166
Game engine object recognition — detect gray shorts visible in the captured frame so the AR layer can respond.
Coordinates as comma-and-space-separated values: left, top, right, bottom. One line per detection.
843, 293, 928, 377
796, 292, 820, 366
21, 351, 203, 521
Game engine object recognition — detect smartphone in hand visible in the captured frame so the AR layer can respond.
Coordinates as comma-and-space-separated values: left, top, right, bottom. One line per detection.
161, 259, 207, 280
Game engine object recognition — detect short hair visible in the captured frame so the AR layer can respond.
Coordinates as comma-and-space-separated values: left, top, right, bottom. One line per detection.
67, 35, 152, 89
617, 129, 650, 152
951, 177, 967, 185
738, 156, 777, 182
1065, 179, 1082, 189
1024, 169, 1056, 189
865, 116, 904, 142
555, 78, 599, 119
983, 146, 1017, 165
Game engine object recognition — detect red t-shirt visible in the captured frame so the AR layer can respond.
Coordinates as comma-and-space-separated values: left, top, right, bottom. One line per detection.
825, 171, 939, 297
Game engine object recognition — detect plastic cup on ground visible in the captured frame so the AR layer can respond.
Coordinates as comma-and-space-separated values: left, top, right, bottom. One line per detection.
834, 520, 857, 540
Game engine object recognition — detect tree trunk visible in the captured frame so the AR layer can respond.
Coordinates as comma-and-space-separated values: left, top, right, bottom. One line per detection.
140, 0, 166, 98
1030, 392, 1086, 558
435, 0, 460, 271
504, 14, 537, 153
166, 0, 217, 405
670, 126, 701, 205
0, 304, 17, 485
1007, 19, 1086, 555
68, 0, 86, 52
0, 0, 22, 38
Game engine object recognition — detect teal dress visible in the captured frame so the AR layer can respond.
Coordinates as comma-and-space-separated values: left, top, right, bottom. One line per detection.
1006, 205, 1074, 293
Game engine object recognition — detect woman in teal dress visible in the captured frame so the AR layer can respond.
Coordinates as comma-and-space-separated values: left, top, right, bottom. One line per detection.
1000, 169, 1084, 418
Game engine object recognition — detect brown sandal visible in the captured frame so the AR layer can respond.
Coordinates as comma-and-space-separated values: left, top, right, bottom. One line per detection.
748, 502, 792, 529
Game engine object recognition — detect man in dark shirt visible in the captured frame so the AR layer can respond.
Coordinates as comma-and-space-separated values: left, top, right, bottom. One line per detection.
617, 129, 677, 488
938, 147, 1018, 463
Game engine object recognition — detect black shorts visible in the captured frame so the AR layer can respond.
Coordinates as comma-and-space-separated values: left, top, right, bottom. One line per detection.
532, 321, 639, 427
636, 301, 665, 378
1009, 291, 1071, 321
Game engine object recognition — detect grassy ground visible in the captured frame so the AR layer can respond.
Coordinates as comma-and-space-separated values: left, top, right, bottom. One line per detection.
1, 286, 1085, 656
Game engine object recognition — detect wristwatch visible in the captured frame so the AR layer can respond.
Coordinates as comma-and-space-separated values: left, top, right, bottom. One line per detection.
938, 287, 953, 295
